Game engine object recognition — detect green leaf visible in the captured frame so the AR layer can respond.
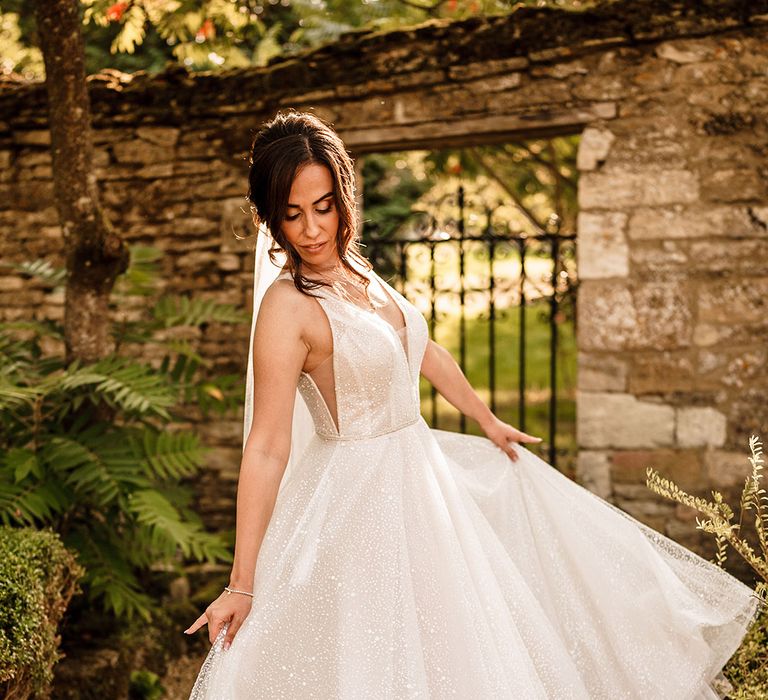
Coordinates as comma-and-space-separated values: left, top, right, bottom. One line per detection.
58, 356, 175, 419
112, 245, 164, 298
66, 527, 155, 622
5, 448, 40, 483
137, 429, 207, 481
0, 477, 69, 526
111, 5, 148, 55
0, 258, 67, 286
41, 433, 151, 505
127, 488, 228, 563
152, 295, 248, 328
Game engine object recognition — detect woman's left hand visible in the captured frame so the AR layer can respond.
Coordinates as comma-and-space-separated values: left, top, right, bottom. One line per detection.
480, 414, 542, 461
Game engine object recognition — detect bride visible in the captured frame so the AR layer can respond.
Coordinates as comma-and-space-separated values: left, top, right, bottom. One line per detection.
184, 109, 760, 699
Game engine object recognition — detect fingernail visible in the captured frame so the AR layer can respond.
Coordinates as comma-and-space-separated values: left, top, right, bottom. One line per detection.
223, 640, 230, 650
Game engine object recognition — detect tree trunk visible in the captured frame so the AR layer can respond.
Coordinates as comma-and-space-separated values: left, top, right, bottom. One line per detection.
34, 0, 129, 365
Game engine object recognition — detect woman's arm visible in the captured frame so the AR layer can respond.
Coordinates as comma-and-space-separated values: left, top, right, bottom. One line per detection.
185, 282, 309, 648
419, 338, 542, 459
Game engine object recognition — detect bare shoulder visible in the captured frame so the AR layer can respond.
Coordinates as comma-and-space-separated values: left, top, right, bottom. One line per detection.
257, 277, 317, 333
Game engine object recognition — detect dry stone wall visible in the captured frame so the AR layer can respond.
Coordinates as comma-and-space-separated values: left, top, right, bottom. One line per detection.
1, 0, 767, 572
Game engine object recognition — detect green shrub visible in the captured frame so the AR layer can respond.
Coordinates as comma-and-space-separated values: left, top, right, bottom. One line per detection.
0, 247, 246, 623
723, 606, 768, 699
0, 526, 84, 700
128, 669, 165, 700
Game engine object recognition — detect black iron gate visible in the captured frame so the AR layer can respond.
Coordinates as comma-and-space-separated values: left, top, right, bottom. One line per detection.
362, 184, 577, 472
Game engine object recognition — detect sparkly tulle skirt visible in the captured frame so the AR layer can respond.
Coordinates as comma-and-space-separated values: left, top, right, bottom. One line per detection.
188, 417, 760, 699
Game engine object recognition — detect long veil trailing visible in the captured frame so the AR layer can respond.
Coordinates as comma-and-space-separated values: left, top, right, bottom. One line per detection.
242, 225, 315, 491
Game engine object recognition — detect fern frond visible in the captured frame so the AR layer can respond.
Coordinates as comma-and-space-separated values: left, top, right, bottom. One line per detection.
161, 339, 208, 366
1, 258, 240, 623
58, 356, 175, 419
65, 527, 154, 622
40, 433, 150, 506
127, 489, 230, 563
152, 295, 248, 328
0, 258, 67, 286
134, 428, 209, 481
0, 328, 45, 368
0, 475, 70, 526
0, 375, 42, 413
111, 245, 163, 298
4, 447, 42, 482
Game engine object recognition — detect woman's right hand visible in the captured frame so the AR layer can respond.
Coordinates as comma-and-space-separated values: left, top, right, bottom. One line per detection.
184, 589, 254, 650
480, 414, 542, 461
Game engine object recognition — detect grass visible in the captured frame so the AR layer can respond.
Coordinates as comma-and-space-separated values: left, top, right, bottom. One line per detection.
417, 296, 577, 474
377, 239, 578, 474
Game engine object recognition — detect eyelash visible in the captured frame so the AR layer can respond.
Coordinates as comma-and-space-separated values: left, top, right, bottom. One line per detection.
285, 205, 333, 222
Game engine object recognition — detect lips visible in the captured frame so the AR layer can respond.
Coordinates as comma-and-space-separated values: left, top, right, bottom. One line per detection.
303, 241, 326, 253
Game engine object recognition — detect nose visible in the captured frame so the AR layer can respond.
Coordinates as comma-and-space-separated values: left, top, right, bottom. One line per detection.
303, 211, 322, 239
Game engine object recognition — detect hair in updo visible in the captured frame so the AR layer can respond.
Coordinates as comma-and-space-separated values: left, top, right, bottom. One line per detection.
245, 109, 370, 297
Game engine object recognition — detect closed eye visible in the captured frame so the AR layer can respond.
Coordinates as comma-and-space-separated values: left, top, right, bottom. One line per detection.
285, 206, 334, 222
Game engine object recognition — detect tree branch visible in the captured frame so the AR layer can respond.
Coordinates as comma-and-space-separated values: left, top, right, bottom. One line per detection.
467, 146, 547, 234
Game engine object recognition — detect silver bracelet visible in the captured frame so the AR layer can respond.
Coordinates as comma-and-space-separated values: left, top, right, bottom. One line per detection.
224, 585, 254, 598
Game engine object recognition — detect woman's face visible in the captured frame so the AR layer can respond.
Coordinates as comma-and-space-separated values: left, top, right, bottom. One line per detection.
281, 162, 341, 270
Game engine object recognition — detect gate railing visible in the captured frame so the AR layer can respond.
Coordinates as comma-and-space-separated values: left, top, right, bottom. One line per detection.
362, 184, 577, 471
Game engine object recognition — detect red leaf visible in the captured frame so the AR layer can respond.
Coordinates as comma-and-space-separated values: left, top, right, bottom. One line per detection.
196, 19, 216, 41
106, 2, 128, 22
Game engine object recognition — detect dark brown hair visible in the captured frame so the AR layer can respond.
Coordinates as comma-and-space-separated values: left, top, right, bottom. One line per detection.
245, 109, 371, 297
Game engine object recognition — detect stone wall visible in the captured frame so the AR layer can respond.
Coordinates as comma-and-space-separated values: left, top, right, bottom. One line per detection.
572, 26, 768, 570
1, 0, 767, 572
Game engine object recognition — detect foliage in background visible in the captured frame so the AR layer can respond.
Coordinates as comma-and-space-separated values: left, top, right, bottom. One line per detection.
723, 606, 768, 700
361, 138, 579, 258
0, 6, 43, 78
129, 668, 165, 700
360, 152, 435, 246
422, 139, 580, 234
0, 246, 247, 623
0, 526, 84, 700
646, 435, 768, 697
1, 0, 598, 78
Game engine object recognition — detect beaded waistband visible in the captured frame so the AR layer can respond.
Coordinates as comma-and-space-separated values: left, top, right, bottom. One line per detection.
315, 415, 422, 442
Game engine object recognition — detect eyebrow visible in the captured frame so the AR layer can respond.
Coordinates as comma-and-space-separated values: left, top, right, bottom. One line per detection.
287, 191, 334, 208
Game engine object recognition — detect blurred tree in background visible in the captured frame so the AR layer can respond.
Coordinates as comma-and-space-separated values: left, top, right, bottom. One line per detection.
1, 0, 596, 78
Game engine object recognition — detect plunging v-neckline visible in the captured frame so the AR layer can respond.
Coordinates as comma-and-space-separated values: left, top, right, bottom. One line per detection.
278, 267, 409, 355
277, 266, 411, 437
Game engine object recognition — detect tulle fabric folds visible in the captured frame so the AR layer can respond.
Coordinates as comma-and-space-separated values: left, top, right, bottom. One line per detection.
189, 418, 760, 699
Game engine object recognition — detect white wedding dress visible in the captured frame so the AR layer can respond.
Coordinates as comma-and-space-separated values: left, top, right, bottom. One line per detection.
189, 266, 760, 700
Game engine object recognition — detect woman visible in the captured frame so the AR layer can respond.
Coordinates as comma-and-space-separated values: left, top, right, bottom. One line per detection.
186, 110, 759, 699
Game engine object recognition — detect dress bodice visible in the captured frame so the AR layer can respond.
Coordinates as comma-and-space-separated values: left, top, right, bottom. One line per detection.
277, 267, 429, 441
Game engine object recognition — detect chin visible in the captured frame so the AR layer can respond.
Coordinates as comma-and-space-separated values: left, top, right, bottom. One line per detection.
303, 245, 339, 268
